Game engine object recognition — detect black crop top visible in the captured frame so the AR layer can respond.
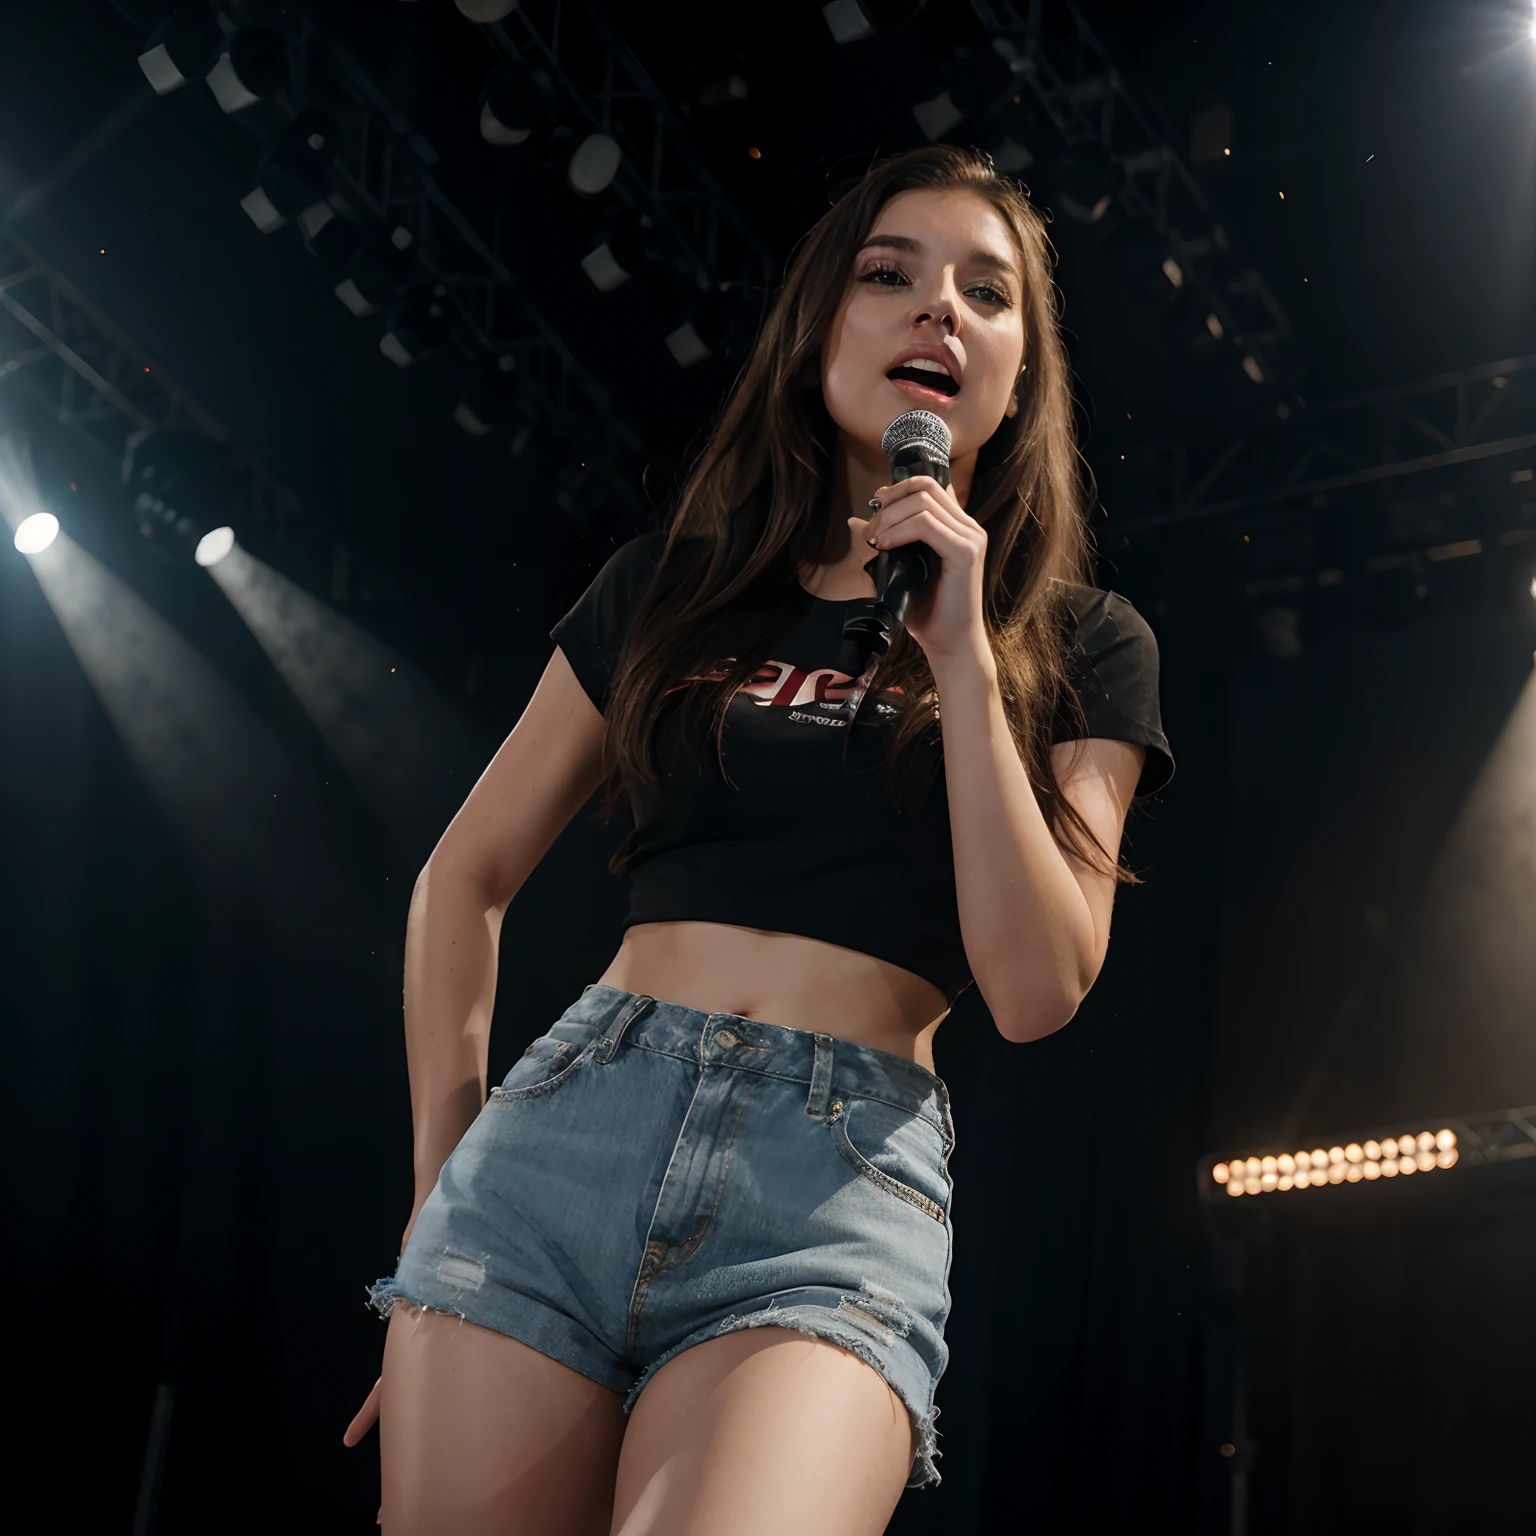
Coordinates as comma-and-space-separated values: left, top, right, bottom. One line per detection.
550, 532, 1173, 1004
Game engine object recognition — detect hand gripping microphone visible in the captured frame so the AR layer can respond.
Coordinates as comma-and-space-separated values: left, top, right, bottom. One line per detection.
838, 409, 953, 718
840, 409, 952, 651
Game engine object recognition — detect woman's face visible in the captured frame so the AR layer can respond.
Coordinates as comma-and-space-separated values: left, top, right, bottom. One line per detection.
820, 187, 1028, 479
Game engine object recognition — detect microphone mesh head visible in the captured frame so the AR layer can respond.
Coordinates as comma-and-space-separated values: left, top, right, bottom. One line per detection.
882, 409, 952, 464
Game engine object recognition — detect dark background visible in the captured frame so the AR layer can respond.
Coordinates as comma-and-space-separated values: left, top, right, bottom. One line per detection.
2, 2, 1534, 1532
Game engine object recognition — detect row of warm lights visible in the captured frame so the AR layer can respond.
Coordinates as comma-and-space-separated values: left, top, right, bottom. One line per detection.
1214, 1130, 1458, 1196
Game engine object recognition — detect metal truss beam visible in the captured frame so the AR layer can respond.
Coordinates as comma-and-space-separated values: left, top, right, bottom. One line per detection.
0, 226, 299, 532
1116, 352, 1536, 533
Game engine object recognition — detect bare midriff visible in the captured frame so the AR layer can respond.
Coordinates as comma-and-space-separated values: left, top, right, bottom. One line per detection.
596, 921, 951, 1073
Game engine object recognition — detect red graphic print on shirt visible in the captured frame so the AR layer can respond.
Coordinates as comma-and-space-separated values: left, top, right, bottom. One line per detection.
664, 658, 904, 718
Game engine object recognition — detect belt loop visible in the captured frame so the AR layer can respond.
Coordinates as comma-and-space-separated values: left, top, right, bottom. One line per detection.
804, 1033, 836, 1119
592, 993, 656, 1065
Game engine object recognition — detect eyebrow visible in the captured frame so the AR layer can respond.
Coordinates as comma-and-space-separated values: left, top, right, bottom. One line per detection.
857, 233, 1020, 281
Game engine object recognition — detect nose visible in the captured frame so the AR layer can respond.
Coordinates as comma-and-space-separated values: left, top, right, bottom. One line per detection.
911, 268, 962, 335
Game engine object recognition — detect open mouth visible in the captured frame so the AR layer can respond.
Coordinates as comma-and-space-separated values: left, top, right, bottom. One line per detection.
886, 362, 960, 397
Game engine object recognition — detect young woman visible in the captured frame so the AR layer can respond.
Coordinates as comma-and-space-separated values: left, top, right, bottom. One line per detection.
345, 144, 1172, 1535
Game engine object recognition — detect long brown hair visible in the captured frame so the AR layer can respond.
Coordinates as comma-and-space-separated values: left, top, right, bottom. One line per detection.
597, 144, 1127, 881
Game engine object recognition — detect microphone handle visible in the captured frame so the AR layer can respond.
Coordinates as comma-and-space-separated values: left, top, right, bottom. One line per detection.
862, 447, 950, 624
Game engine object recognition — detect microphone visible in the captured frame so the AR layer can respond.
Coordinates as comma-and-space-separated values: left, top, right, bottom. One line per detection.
836, 411, 953, 717
865, 409, 952, 626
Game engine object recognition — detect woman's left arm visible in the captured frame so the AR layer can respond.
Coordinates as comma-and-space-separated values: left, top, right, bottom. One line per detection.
933, 645, 1143, 1043
859, 473, 1144, 1042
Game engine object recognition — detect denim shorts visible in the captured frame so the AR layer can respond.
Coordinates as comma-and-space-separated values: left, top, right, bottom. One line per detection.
368, 982, 958, 1488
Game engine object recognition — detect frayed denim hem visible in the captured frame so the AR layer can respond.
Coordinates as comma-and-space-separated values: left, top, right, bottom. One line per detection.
366, 1274, 403, 1321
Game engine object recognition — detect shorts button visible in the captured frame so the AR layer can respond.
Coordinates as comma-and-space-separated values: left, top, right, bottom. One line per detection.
713, 1029, 741, 1047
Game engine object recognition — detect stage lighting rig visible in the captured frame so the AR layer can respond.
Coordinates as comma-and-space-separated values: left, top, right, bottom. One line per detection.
473, 4, 773, 309
240, 109, 341, 235
124, 426, 245, 567
911, 40, 1019, 144
970, 1, 1297, 422
380, 286, 451, 369
333, 230, 416, 318
0, 229, 298, 542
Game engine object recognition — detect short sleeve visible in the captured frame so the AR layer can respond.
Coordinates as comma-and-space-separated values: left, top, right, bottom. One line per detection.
549, 532, 662, 715
1051, 584, 1174, 796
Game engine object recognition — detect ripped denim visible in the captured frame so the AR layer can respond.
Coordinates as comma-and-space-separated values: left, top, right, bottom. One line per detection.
367, 983, 957, 1488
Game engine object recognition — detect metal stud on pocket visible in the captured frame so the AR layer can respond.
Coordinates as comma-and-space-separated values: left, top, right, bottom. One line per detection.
828, 1100, 844, 1123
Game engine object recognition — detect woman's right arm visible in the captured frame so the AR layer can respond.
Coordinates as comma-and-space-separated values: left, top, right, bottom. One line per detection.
345, 645, 608, 1451
403, 643, 608, 1210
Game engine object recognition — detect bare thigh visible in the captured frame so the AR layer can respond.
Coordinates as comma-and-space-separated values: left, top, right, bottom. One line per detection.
610, 1326, 916, 1536
380, 1303, 628, 1536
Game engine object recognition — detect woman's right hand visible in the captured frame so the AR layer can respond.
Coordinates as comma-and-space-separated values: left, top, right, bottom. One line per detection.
343, 1203, 425, 1449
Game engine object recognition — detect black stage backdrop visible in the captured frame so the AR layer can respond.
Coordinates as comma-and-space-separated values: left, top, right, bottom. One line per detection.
2, 478, 1227, 1531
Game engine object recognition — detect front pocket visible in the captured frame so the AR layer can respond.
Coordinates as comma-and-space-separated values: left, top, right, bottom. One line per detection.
490, 1032, 596, 1103
828, 1098, 950, 1224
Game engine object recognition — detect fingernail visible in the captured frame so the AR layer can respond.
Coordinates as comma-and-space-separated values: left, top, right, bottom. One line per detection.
867, 497, 882, 510
866, 536, 879, 548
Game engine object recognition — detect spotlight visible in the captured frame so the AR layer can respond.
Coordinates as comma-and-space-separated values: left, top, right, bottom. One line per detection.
455, 0, 519, 18
568, 133, 623, 197
580, 211, 657, 292
124, 427, 240, 565
14, 511, 60, 554
480, 59, 551, 147
205, 24, 288, 114
1051, 149, 1122, 225
335, 231, 415, 317
822, 0, 924, 45
194, 526, 235, 567
240, 109, 341, 235
301, 207, 365, 274
380, 285, 450, 368
663, 290, 743, 370
911, 91, 964, 143
137, 6, 223, 96
454, 355, 521, 436
664, 321, 711, 368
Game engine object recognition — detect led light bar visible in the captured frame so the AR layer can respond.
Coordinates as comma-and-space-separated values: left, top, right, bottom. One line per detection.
1213, 1129, 1458, 1197
1200, 1105, 1536, 1203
